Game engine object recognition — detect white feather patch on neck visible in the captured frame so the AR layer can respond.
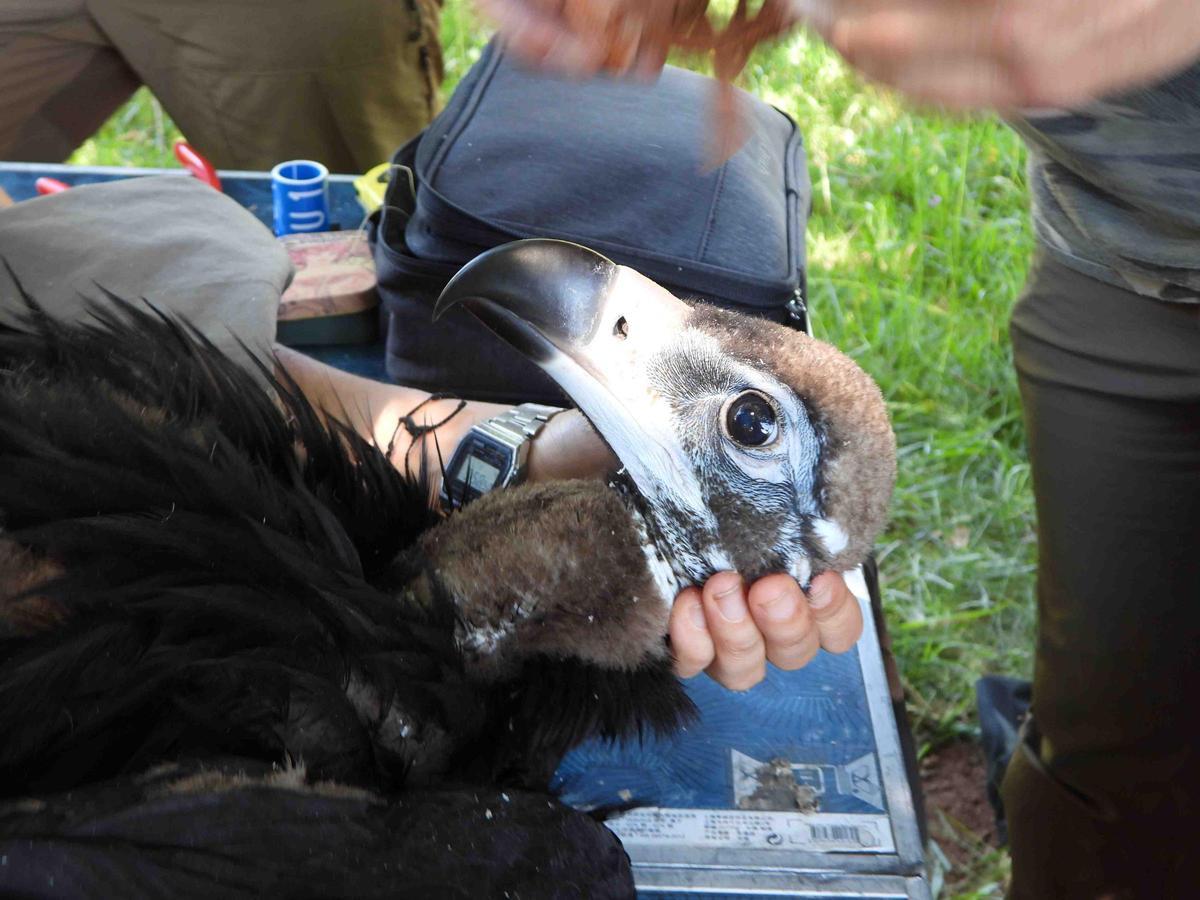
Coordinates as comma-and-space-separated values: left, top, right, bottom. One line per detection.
628, 503, 681, 607
813, 517, 849, 556
791, 555, 812, 588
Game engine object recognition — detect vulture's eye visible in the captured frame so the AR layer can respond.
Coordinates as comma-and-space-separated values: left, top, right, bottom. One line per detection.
724, 392, 779, 447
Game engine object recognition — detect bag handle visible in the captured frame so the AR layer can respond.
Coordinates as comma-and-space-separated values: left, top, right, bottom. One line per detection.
386, 164, 418, 219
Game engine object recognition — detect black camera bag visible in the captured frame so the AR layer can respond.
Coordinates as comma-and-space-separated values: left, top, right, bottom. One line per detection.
370, 40, 810, 404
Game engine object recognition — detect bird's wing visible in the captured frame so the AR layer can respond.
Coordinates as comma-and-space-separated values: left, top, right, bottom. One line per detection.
0, 278, 440, 569
0, 759, 636, 900
0, 291, 475, 796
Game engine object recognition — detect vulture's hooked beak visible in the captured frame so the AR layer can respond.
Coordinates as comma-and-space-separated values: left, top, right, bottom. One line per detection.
434, 240, 697, 501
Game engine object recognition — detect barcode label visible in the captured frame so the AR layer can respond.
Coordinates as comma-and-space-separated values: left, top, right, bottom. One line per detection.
810, 823, 878, 847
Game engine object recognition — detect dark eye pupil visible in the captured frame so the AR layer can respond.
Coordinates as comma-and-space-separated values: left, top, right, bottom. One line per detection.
726, 394, 777, 446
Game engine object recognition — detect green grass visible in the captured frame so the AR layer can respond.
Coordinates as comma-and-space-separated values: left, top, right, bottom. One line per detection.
69, 91, 182, 169
68, 5, 1035, 894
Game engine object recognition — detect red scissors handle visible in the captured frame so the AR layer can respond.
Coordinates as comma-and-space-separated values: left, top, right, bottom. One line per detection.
173, 141, 222, 191
35, 177, 70, 195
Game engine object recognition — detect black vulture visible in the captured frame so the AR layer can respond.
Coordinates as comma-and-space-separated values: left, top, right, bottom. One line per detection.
0, 240, 895, 898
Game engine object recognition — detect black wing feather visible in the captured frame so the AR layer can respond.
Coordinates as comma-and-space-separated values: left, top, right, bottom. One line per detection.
0, 291, 473, 795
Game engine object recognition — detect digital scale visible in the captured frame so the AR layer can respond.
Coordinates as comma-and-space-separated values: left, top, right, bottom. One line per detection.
0, 163, 931, 899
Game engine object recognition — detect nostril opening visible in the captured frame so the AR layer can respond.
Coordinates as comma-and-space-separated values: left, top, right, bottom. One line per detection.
613, 316, 629, 340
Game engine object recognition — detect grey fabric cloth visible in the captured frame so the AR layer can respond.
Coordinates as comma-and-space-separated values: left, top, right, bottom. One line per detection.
0, 175, 289, 368
1011, 61, 1200, 304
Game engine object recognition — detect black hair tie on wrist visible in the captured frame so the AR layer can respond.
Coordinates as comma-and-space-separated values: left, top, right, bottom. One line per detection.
386, 392, 467, 463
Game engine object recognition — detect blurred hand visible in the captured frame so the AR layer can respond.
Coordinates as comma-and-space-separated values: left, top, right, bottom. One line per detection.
800, 0, 1200, 109
669, 569, 862, 691
476, 0, 670, 78
477, 0, 1200, 110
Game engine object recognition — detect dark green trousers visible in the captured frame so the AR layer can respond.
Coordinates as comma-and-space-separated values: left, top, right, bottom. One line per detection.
1004, 251, 1200, 898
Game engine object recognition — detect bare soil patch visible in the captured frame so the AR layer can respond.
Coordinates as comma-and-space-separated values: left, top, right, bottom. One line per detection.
920, 741, 999, 876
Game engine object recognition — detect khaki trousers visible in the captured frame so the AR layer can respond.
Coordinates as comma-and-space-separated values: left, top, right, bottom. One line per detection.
0, 0, 442, 173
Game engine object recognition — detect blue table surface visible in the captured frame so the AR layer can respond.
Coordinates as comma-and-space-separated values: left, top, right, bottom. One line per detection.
557, 646, 885, 816
0, 163, 367, 230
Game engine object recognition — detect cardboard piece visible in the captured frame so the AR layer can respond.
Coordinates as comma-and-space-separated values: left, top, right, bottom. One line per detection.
277, 231, 379, 346
278, 231, 377, 320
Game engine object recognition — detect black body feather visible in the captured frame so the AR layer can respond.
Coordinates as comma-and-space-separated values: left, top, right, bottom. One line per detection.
0, 292, 693, 897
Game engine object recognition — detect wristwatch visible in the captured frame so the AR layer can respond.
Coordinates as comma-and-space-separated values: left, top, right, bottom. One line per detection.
439, 403, 562, 509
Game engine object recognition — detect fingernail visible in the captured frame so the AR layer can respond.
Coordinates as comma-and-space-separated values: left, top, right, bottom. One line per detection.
714, 582, 747, 622
688, 598, 707, 630
807, 576, 834, 610
760, 592, 797, 623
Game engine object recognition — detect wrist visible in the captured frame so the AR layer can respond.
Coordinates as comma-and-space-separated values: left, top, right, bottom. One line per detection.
384, 397, 506, 487
525, 408, 618, 483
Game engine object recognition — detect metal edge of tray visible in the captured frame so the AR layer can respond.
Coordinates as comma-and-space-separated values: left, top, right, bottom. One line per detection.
621, 566, 927, 886
0, 161, 359, 184
633, 864, 932, 898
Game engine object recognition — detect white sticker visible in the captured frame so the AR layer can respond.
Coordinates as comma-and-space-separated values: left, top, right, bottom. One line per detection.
607, 808, 896, 853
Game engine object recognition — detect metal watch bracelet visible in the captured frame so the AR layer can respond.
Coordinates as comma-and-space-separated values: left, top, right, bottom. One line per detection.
439, 403, 562, 509
475, 403, 562, 463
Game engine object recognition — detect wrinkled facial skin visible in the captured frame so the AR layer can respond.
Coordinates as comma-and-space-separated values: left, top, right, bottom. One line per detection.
627, 326, 830, 589
648, 328, 825, 578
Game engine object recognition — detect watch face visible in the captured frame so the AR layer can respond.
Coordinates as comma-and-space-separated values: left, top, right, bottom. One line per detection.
443, 433, 514, 507
464, 457, 502, 493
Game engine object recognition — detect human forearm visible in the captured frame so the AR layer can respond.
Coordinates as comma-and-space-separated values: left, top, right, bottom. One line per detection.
274, 346, 616, 497
802, 0, 1200, 110
275, 346, 506, 489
